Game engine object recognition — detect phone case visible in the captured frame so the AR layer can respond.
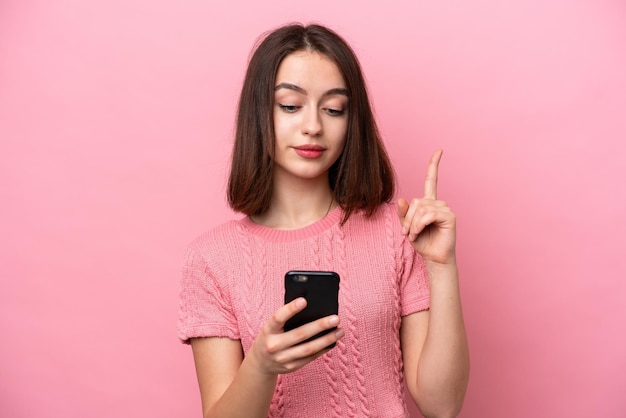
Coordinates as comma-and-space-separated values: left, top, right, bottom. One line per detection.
284, 270, 340, 346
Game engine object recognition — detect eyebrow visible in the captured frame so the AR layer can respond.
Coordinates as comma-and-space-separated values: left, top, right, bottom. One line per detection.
274, 82, 349, 97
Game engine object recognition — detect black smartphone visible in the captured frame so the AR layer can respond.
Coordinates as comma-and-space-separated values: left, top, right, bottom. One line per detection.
284, 270, 340, 347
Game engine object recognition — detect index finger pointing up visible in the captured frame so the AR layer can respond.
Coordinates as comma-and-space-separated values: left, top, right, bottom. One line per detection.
424, 149, 443, 199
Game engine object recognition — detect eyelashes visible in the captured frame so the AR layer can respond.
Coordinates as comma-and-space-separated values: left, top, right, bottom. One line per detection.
325, 108, 345, 116
277, 104, 346, 116
278, 104, 300, 113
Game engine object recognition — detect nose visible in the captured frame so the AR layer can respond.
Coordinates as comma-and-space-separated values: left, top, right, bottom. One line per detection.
301, 107, 322, 137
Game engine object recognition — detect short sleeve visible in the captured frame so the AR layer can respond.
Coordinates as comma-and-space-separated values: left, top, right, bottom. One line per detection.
398, 238, 431, 316
177, 245, 240, 343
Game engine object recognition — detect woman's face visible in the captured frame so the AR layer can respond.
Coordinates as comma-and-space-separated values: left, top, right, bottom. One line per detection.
272, 50, 348, 185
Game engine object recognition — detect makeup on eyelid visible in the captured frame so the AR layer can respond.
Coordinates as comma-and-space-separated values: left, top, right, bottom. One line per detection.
271, 51, 348, 181
277, 103, 346, 116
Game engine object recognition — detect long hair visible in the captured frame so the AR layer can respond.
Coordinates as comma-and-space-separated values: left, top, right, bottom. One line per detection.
227, 23, 395, 223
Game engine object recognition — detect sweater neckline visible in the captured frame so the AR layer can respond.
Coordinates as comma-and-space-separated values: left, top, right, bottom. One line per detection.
238, 206, 342, 242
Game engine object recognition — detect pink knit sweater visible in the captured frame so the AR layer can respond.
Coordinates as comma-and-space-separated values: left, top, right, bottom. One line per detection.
177, 202, 430, 417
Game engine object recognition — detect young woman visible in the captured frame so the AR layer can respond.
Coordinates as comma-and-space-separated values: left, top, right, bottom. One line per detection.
178, 23, 469, 418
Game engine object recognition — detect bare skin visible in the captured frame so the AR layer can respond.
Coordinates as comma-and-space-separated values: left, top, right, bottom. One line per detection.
398, 150, 470, 417
192, 299, 344, 418
191, 51, 349, 418
190, 51, 469, 417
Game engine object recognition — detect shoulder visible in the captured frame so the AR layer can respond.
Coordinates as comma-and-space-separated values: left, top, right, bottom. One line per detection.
338, 202, 407, 250
373, 201, 399, 220
343, 201, 399, 231
185, 218, 249, 262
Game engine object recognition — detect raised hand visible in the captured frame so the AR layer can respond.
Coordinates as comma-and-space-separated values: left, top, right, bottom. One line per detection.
397, 150, 456, 265
248, 298, 344, 376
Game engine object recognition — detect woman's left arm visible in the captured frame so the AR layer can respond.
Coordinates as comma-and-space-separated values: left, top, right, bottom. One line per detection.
398, 150, 470, 418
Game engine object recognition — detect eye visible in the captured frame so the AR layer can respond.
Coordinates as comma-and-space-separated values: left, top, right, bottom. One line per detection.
325, 108, 346, 116
278, 104, 300, 113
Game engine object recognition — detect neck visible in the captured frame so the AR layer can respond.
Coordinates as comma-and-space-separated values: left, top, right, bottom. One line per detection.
252, 174, 336, 230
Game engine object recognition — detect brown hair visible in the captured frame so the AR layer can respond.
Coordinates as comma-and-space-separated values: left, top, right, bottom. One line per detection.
227, 23, 395, 223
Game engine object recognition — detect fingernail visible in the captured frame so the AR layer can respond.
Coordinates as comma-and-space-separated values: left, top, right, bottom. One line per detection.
401, 226, 408, 235
295, 298, 306, 308
335, 329, 345, 338
329, 315, 339, 325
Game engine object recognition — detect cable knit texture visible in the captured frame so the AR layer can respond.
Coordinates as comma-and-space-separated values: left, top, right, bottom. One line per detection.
177, 202, 430, 418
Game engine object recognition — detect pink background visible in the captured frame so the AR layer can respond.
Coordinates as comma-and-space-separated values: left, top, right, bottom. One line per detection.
1, 1, 625, 417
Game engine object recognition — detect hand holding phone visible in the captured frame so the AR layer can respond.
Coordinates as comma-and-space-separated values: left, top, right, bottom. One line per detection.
284, 270, 340, 347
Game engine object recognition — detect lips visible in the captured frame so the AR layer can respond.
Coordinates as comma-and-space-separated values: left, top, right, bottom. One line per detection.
293, 145, 325, 159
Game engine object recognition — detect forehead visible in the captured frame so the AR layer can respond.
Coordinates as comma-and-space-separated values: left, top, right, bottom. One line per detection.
275, 51, 346, 89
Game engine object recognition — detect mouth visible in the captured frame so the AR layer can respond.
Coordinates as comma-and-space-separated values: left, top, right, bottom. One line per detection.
293, 145, 326, 159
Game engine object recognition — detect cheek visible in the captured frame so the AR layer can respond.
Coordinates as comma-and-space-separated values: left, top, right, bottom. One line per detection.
331, 132, 347, 162
274, 112, 299, 131
272, 114, 291, 142
331, 121, 348, 148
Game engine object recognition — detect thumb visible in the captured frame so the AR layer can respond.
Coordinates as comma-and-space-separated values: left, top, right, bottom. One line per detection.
397, 198, 409, 220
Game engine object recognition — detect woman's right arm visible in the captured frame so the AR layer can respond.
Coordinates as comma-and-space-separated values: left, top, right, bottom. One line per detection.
191, 297, 344, 418
191, 337, 276, 418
